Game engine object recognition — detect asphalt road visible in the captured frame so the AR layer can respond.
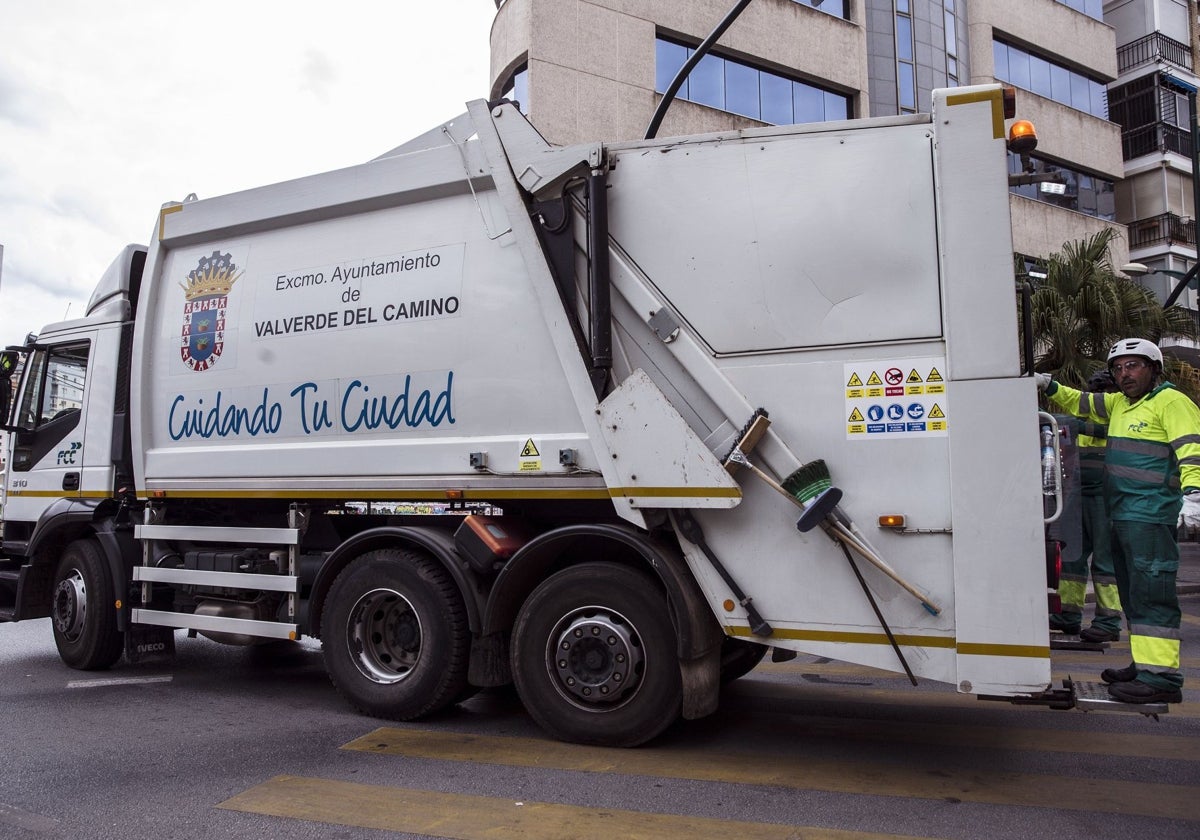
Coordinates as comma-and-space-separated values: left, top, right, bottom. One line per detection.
1, 598, 1198, 840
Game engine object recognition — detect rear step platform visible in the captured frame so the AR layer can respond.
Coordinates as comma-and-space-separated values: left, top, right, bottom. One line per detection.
1071, 679, 1169, 716
1049, 633, 1110, 652
986, 677, 1169, 717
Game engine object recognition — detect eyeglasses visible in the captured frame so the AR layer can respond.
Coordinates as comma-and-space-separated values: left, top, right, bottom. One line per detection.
1110, 359, 1148, 373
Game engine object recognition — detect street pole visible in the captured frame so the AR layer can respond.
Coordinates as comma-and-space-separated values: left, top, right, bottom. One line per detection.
1162, 80, 1200, 308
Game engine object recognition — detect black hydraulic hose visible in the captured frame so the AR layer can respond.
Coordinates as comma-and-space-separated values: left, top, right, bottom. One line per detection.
587, 169, 612, 394
1021, 281, 1034, 375
644, 0, 755, 140
838, 541, 918, 686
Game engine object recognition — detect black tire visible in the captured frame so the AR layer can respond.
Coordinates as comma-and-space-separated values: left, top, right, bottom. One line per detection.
511, 562, 682, 747
321, 548, 469, 720
719, 637, 768, 684
51, 539, 123, 670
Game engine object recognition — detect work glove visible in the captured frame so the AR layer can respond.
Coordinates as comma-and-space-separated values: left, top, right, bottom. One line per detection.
1034, 373, 1052, 392
1183, 490, 1200, 529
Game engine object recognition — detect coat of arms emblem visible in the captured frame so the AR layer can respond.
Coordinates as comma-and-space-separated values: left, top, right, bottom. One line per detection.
180, 251, 241, 371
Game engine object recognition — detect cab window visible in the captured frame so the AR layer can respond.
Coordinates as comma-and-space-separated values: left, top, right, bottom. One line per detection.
15, 343, 89, 429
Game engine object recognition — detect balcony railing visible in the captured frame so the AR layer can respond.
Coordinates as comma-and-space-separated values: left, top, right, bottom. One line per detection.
1122, 121, 1193, 160
1117, 32, 1192, 74
1128, 212, 1197, 249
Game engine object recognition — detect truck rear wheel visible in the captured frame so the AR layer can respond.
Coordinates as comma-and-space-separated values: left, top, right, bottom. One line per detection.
511, 561, 682, 747
321, 548, 469, 720
52, 539, 123, 670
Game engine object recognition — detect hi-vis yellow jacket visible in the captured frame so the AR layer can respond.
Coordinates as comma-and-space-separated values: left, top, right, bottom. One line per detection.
1047, 381, 1200, 524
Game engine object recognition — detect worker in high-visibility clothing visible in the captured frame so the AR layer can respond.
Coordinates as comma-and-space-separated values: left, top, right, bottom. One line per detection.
1037, 338, 1200, 704
1048, 368, 1123, 643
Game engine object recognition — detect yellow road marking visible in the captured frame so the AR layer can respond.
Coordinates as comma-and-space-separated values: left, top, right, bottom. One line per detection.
219, 775, 934, 840
344, 728, 1200, 821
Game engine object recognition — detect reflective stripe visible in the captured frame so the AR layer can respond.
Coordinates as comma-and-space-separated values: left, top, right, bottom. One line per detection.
1107, 463, 1180, 487
1058, 579, 1086, 607
1177, 455, 1200, 467
1090, 392, 1109, 420
1094, 603, 1122, 618
1080, 422, 1107, 439
1131, 623, 1181, 641
1059, 572, 1087, 585
1171, 433, 1200, 449
1131, 634, 1181, 672
1108, 437, 1172, 458
1092, 573, 1117, 586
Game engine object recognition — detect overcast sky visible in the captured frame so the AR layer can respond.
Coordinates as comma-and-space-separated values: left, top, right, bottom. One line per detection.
0, 0, 495, 347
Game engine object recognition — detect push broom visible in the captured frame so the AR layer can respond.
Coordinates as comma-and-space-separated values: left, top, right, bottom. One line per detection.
723, 409, 942, 617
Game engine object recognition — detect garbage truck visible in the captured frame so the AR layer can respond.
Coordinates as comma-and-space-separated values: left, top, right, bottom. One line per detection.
0, 85, 1118, 746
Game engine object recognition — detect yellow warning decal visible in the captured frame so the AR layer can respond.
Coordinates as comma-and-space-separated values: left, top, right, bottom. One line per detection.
907, 369, 923, 383
929, 403, 946, 419
926, 367, 944, 382
866, 371, 882, 386
847, 372, 863, 387
520, 439, 540, 458
848, 407, 864, 422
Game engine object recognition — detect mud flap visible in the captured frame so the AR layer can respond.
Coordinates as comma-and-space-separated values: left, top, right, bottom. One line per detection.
124, 623, 176, 665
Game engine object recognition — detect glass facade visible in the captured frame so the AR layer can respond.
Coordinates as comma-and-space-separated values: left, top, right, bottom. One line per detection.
500, 65, 529, 115
655, 38, 850, 125
994, 40, 1107, 118
1054, 0, 1103, 21
792, 0, 848, 18
1008, 151, 1116, 220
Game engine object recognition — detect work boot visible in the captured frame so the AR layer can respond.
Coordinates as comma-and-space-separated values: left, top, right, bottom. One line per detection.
1049, 615, 1081, 635
1101, 663, 1137, 684
1107, 680, 1183, 704
1079, 626, 1120, 643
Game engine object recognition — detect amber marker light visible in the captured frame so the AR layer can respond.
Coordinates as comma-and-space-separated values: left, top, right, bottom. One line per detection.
878, 514, 906, 529
1002, 85, 1017, 119
114, 600, 123, 610
1007, 119, 1038, 154
445, 489, 464, 500
722, 599, 736, 612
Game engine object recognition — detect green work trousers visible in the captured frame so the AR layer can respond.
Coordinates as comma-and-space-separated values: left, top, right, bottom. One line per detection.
1053, 493, 1122, 634
1111, 520, 1183, 690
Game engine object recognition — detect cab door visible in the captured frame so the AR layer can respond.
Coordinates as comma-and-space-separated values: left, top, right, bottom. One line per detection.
3, 338, 98, 529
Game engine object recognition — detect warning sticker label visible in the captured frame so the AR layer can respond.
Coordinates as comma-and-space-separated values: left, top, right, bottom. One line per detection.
844, 357, 949, 440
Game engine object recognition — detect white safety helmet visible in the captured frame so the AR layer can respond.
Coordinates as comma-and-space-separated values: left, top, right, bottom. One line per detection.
1107, 337, 1163, 368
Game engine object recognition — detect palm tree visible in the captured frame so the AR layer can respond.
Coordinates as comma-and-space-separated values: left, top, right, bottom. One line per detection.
1023, 228, 1199, 399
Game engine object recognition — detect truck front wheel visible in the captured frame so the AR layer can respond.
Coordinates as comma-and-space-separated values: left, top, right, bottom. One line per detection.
52, 539, 123, 670
511, 561, 682, 747
321, 548, 469, 720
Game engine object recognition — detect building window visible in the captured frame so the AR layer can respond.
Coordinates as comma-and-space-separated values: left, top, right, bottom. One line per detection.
896, 2, 916, 114
993, 40, 1107, 119
791, 0, 848, 19
1109, 73, 1195, 161
943, 0, 959, 87
1007, 151, 1116, 220
655, 37, 850, 125
500, 64, 529, 115
1054, 0, 1103, 21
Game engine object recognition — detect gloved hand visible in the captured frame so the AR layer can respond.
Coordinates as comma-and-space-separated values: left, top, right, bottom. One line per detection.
1034, 372, 1052, 392
1182, 490, 1200, 529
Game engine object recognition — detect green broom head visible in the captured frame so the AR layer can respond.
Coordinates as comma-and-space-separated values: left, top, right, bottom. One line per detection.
782, 459, 831, 504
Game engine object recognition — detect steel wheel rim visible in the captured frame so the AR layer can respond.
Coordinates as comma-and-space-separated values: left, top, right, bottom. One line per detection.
346, 587, 422, 684
545, 605, 645, 711
53, 568, 87, 642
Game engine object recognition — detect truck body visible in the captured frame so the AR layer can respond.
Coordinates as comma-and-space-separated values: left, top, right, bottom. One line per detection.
0, 86, 1066, 745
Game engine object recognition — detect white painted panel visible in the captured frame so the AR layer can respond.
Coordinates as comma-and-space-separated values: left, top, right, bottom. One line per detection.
607, 123, 942, 353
